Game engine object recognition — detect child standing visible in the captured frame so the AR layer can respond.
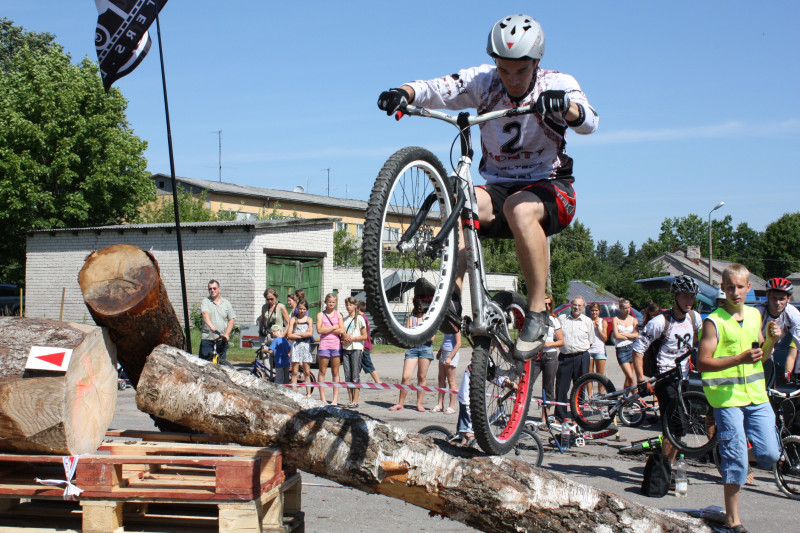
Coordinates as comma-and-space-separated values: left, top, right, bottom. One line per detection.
287, 298, 314, 396
341, 296, 367, 409
433, 331, 461, 414
316, 293, 343, 405
357, 301, 382, 384
266, 325, 291, 385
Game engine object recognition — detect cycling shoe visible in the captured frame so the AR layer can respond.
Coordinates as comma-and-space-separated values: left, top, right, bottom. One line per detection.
513, 310, 548, 361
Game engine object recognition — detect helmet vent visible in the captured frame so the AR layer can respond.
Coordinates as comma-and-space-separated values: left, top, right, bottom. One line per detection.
499, 22, 507, 29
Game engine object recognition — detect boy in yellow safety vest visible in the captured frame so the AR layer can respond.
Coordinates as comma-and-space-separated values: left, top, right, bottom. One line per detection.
697, 264, 782, 533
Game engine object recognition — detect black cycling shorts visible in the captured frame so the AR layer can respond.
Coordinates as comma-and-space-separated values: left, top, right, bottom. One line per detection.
655, 378, 684, 438
476, 178, 576, 239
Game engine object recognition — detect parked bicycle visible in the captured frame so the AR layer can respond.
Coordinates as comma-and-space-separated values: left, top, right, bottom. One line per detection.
527, 417, 618, 454
569, 350, 718, 456
770, 385, 800, 499
364, 103, 547, 454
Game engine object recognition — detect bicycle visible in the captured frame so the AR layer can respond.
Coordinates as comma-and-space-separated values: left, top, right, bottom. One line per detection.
569, 350, 718, 456
527, 417, 618, 454
419, 423, 544, 467
208, 335, 233, 368
770, 385, 800, 499
364, 102, 543, 455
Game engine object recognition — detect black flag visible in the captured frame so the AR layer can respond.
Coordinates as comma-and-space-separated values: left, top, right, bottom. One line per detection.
94, 0, 168, 92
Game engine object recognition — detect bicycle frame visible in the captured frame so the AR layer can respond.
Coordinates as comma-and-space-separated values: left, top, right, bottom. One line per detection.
395, 104, 535, 354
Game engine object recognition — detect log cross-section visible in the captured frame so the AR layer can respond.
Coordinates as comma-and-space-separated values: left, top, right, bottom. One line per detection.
136, 345, 713, 533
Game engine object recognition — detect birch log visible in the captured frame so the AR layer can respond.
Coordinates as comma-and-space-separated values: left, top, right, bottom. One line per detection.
0, 318, 117, 454
78, 244, 185, 387
136, 344, 713, 533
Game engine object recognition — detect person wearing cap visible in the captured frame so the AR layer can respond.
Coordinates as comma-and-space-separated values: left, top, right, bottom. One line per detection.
753, 277, 800, 383
378, 14, 598, 362
264, 324, 291, 384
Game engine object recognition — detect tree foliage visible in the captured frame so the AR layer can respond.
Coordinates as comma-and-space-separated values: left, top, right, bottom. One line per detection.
334, 227, 361, 267
138, 189, 238, 223
0, 19, 153, 285
762, 212, 800, 278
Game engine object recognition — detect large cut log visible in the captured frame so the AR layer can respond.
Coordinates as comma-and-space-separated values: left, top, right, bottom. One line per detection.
78, 244, 185, 387
136, 345, 713, 533
0, 318, 117, 454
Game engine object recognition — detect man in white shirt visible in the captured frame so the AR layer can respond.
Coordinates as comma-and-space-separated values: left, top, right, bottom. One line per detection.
555, 297, 594, 419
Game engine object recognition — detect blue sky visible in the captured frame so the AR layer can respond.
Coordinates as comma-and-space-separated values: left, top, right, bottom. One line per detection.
3, 1, 798, 247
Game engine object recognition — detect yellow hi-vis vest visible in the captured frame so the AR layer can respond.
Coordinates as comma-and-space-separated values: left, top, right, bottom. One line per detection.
701, 305, 768, 408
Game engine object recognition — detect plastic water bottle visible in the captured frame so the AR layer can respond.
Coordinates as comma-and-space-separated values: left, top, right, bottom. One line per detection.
674, 454, 688, 497
561, 418, 571, 450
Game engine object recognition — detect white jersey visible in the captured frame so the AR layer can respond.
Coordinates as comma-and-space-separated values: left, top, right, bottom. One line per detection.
754, 301, 800, 359
406, 64, 598, 186
632, 311, 702, 376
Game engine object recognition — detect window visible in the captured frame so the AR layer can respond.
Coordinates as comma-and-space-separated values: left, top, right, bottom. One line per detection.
355, 224, 364, 238
336, 222, 349, 233
382, 226, 401, 242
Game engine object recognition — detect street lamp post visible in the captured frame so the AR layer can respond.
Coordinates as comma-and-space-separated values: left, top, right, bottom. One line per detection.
708, 201, 726, 285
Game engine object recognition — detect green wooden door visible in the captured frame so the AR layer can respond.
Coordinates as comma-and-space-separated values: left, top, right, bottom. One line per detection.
266, 256, 323, 319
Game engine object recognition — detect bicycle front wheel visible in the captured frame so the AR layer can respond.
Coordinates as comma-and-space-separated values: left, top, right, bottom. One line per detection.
774, 435, 800, 500
419, 424, 455, 442
362, 147, 458, 348
570, 373, 617, 431
514, 429, 544, 467
663, 391, 717, 455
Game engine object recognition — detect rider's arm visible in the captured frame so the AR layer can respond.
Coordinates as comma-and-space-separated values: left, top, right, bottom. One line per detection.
594, 318, 608, 343
286, 318, 299, 340
785, 342, 798, 380
223, 318, 235, 341
201, 311, 217, 334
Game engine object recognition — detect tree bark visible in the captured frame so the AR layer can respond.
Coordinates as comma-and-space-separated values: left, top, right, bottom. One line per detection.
78, 244, 185, 387
0, 318, 118, 455
136, 345, 713, 533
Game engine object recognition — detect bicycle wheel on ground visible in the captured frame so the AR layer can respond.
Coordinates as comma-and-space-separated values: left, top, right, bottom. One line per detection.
774, 435, 800, 500
470, 292, 533, 455
362, 147, 458, 348
419, 424, 455, 443
513, 428, 544, 467
570, 373, 617, 431
619, 398, 647, 427
663, 390, 717, 455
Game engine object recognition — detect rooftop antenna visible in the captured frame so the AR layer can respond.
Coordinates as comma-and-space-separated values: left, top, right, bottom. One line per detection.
321, 167, 337, 196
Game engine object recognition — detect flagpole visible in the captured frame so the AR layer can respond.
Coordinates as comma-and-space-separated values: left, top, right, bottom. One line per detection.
155, 15, 192, 353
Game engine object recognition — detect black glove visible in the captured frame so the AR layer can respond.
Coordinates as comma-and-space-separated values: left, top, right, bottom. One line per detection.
637, 381, 653, 397
377, 88, 409, 116
534, 90, 571, 115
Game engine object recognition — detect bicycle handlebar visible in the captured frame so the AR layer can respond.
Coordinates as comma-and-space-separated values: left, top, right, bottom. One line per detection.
395, 103, 537, 126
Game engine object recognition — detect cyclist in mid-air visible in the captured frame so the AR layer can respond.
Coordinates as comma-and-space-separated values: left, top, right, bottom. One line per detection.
377, 14, 598, 360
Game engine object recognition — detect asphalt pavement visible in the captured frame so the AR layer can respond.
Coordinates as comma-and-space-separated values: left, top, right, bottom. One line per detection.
107, 347, 797, 533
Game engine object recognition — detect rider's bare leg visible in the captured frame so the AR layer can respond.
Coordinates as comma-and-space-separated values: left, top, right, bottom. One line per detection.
453, 188, 496, 295
503, 191, 548, 314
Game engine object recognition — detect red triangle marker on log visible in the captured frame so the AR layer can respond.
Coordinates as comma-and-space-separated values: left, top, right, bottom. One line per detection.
36, 351, 66, 368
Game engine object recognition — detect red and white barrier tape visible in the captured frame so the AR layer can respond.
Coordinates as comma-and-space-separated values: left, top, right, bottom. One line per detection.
280, 381, 572, 407
35, 455, 84, 500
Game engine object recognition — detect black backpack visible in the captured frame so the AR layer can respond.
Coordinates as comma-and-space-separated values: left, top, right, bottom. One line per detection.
642, 310, 698, 377
640, 452, 672, 497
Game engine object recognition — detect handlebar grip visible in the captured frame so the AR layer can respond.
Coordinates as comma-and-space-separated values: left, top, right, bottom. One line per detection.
394, 110, 405, 121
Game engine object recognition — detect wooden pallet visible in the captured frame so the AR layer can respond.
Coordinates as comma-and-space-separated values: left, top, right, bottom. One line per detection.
0, 437, 303, 533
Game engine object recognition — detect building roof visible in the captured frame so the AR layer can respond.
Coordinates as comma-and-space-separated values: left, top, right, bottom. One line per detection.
650, 249, 767, 293
152, 174, 369, 211
566, 280, 619, 304
26, 217, 340, 235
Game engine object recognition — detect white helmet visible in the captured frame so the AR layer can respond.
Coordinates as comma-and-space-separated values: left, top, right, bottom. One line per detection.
486, 14, 545, 60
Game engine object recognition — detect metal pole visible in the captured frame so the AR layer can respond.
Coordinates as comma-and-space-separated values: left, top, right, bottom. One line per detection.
707, 201, 725, 285
156, 16, 193, 353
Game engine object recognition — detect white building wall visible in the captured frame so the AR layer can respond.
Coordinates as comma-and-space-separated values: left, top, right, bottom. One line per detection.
25, 220, 335, 329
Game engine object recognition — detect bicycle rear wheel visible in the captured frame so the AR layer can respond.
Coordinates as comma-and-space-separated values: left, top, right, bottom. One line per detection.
470, 292, 533, 455
619, 398, 647, 427
774, 435, 800, 499
513, 429, 544, 467
663, 391, 717, 455
362, 147, 458, 348
570, 373, 617, 431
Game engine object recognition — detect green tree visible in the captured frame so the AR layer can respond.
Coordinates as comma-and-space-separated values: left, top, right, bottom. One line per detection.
0, 20, 154, 285
549, 220, 597, 304
334, 227, 361, 267
762, 212, 800, 278
138, 188, 237, 223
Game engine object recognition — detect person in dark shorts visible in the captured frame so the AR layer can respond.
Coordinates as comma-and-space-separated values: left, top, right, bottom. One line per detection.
378, 13, 599, 360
